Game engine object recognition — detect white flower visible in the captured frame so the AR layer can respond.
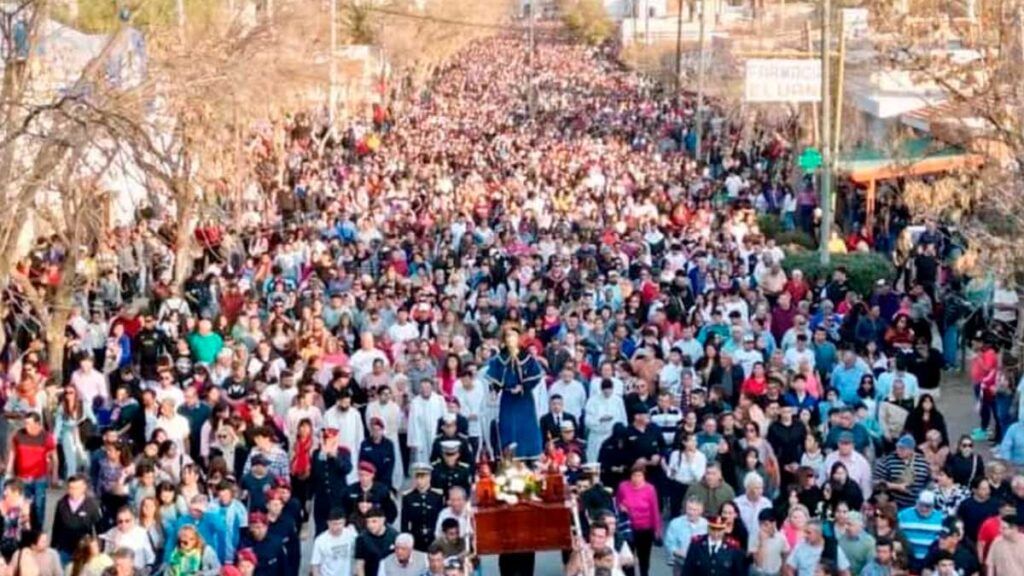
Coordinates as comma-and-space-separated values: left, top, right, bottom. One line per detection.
506, 495, 519, 506
494, 475, 508, 487
509, 478, 526, 494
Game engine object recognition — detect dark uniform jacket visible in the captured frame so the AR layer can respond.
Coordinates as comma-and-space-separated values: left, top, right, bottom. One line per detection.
539, 412, 579, 442
239, 531, 287, 576
359, 437, 397, 489
682, 535, 746, 576
429, 433, 474, 469
400, 487, 444, 551
310, 447, 354, 530
267, 513, 300, 576
341, 480, 398, 525
430, 461, 472, 499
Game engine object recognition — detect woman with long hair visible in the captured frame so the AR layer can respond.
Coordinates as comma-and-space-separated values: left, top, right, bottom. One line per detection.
904, 393, 949, 446
823, 462, 864, 515
66, 535, 112, 576
177, 465, 204, 504
165, 525, 220, 576
156, 483, 187, 537
138, 497, 166, 569
97, 441, 134, 531
718, 500, 749, 553
663, 431, 706, 519
10, 529, 60, 576
54, 385, 96, 481
289, 418, 315, 522
438, 353, 461, 398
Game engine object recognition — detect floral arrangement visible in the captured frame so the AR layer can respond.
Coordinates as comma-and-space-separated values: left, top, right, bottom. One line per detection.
492, 461, 542, 505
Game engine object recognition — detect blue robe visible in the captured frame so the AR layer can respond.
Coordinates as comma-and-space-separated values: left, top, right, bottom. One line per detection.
485, 350, 545, 459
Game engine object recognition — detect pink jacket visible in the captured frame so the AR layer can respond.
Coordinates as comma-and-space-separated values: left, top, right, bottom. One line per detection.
616, 481, 662, 537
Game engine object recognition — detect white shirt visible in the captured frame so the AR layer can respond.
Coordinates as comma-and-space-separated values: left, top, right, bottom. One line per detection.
264, 384, 298, 420
434, 507, 473, 538
588, 376, 625, 398
387, 321, 420, 345
349, 349, 390, 383
155, 414, 190, 453
407, 393, 446, 453
323, 406, 365, 483
453, 381, 486, 438
102, 525, 155, 569
311, 526, 358, 576
783, 347, 815, 372
549, 379, 587, 421
154, 385, 185, 410
584, 393, 627, 462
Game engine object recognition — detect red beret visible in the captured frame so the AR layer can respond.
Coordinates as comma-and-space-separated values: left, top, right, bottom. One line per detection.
237, 548, 258, 566
358, 461, 376, 475
369, 417, 385, 428
248, 512, 268, 526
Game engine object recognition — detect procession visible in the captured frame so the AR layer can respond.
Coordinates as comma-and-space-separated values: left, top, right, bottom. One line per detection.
3, 1, 1024, 576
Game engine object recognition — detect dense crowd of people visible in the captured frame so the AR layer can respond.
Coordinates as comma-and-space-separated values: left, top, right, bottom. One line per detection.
1, 27, 1023, 576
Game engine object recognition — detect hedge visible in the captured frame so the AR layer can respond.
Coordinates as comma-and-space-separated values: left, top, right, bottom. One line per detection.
781, 250, 895, 296
775, 231, 816, 250
757, 214, 783, 240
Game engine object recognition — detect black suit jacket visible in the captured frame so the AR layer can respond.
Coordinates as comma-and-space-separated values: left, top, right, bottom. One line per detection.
682, 535, 746, 576
539, 412, 578, 441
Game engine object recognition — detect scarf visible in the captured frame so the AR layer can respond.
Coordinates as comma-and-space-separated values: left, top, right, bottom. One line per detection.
168, 546, 202, 576
291, 435, 313, 478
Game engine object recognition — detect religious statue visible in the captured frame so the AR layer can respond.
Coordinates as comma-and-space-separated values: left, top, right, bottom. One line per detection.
484, 326, 544, 460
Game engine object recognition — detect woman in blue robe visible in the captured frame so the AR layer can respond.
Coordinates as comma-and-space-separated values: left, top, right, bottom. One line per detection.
484, 328, 545, 459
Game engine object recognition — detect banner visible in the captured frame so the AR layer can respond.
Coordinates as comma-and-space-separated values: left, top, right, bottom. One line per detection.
744, 59, 822, 103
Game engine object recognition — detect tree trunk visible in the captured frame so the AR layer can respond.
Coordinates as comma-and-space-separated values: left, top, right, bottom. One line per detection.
172, 179, 197, 289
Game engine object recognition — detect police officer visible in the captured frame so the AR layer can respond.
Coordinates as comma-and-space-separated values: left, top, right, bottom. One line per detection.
682, 516, 745, 576
430, 413, 473, 469
578, 464, 614, 533
265, 490, 300, 576
622, 408, 666, 485
553, 420, 586, 461
342, 460, 398, 525
310, 427, 354, 534
239, 512, 288, 576
401, 463, 444, 552
431, 440, 471, 499
359, 416, 397, 490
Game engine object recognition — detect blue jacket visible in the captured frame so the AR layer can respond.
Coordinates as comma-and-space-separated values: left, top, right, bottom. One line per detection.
165, 511, 227, 564
997, 422, 1024, 465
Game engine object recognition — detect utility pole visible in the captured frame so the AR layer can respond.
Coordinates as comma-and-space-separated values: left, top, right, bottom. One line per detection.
176, 0, 185, 42
675, 0, 684, 91
694, 0, 707, 162
329, 0, 338, 125
819, 0, 832, 265
528, 2, 536, 119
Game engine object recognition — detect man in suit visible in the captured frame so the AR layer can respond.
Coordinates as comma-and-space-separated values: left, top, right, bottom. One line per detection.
683, 516, 745, 576
540, 395, 578, 442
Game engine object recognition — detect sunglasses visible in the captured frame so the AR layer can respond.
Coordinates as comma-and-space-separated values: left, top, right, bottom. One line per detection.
961, 442, 973, 448
117, 518, 132, 525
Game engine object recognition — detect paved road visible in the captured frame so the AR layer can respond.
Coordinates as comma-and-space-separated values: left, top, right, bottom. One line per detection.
35, 374, 983, 576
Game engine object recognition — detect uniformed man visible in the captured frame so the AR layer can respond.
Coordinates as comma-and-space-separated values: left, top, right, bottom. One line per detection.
682, 516, 745, 576
553, 419, 586, 461
239, 512, 288, 576
430, 414, 473, 469
359, 417, 398, 490
430, 440, 471, 499
342, 460, 398, 525
310, 427, 354, 534
579, 463, 615, 527
401, 463, 444, 552
622, 407, 666, 484
434, 396, 470, 438
265, 489, 300, 576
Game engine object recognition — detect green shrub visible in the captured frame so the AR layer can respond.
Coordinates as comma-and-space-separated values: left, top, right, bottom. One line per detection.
781, 250, 895, 296
775, 231, 816, 250
757, 214, 783, 240
560, 0, 614, 45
